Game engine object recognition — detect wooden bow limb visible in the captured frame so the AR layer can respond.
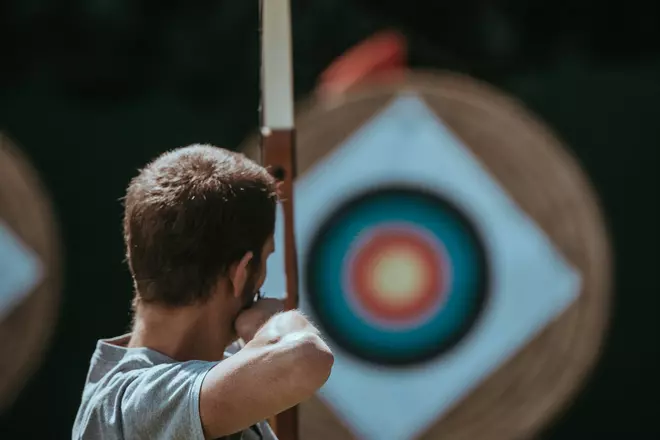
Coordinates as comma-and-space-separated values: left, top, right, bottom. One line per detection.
259, 0, 299, 439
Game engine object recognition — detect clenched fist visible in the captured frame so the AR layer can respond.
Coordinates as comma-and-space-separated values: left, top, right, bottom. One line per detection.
234, 298, 285, 342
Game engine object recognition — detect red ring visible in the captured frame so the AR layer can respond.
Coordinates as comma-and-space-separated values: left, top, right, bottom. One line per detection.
348, 227, 444, 322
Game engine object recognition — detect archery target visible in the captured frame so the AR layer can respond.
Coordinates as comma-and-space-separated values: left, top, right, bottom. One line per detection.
306, 186, 488, 366
241, 72, 611, 440
0, 134, 61, 412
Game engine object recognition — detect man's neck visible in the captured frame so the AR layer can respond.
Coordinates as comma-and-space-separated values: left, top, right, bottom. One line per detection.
128, 301, 235, 362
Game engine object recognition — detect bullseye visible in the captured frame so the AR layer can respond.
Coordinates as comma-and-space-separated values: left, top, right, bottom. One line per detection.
347, 226, 446, 324
305, 186, 488, 366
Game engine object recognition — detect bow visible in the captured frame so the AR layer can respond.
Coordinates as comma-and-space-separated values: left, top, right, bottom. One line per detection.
259, 1, 299, 439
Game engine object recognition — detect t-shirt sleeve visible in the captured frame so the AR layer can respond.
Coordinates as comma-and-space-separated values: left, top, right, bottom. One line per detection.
120, 360, 215, 440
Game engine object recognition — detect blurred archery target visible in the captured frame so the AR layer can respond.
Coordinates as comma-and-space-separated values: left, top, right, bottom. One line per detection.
306, 186, 488, 366
0, 134, 62, 413
240, 72, 611, 440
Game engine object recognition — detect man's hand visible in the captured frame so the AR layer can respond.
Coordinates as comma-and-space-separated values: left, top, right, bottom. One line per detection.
201, 308, 334, 438
234, 298, 285, 342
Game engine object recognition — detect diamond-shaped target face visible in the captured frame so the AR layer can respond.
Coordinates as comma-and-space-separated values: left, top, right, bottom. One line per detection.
0, 220, 43, 320
260, 94, 580, 440
306, 187, 488, 366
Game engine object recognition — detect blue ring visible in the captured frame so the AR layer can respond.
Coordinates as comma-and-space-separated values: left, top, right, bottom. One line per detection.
305, 186, 489, 366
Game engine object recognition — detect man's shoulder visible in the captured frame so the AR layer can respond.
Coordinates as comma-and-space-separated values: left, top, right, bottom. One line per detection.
81, 346, 169, 395
74, 342, 215, 439
73, 350, 159, 436
82, 347, 214, 407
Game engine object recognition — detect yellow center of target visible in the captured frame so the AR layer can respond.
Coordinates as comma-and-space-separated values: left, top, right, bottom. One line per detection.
351, 228, 443, 321
368, 247, 427, 307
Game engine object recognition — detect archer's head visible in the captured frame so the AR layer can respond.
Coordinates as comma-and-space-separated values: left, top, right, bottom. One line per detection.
122, 144, 277, 356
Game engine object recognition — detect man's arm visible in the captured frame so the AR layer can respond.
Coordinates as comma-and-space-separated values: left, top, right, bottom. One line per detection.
199, 310, 334, 439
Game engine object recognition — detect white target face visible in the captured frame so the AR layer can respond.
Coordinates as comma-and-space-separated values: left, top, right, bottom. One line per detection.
262, 94, 581, 440
0, 220, 43, 321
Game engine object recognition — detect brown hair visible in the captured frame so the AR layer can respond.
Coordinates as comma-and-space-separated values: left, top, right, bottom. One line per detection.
123, 144, 277, 306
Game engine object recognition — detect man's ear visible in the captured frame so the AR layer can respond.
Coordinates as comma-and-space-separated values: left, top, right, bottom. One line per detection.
228, 252, 253, 298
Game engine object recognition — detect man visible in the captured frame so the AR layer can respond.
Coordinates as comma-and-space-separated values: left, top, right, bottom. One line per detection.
73, 144, 334, 440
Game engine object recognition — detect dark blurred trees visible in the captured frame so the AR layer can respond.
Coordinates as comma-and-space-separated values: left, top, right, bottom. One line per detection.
2, 0, 658, 100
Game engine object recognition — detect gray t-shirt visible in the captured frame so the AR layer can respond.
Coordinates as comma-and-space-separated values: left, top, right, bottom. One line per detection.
72, 334, 278, 440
